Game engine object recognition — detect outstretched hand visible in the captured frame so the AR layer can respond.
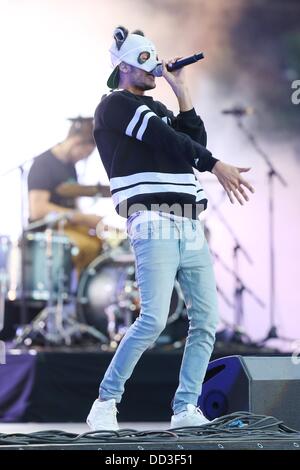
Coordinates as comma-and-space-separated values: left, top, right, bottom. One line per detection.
212, 161, 255, 205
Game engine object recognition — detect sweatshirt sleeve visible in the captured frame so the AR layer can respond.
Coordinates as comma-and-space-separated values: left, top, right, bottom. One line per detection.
172, 108, 207, 147
156, 102, 208, 147
98, 92, 218, 172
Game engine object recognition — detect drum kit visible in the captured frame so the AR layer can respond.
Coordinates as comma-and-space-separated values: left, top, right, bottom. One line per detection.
0, 214, 187, 348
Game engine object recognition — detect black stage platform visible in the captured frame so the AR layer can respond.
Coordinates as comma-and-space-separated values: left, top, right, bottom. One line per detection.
0, 342, 282, 424
1, 439, 300, 451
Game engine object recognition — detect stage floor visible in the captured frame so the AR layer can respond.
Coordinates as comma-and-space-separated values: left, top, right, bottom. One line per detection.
1, 420, 300, 452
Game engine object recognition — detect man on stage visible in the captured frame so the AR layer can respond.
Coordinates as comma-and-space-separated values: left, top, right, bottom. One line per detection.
87, 26, 254, 430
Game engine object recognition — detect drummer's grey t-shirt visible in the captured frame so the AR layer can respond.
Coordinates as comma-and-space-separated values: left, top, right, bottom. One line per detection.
28, 149, 77, 209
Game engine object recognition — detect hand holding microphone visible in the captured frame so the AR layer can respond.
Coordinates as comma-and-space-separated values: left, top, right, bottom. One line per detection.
155, 54, 204, 99
153, 52, 205, 77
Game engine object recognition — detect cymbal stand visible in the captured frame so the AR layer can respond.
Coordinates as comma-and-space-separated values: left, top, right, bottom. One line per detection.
212, 248, 265, 343
204, 186, 260, 340
235, 116, 290, 342
0, 237, 10, 335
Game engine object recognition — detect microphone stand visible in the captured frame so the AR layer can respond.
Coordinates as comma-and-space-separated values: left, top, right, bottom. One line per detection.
204, 186, 261, 342
235, 117, 290, 342
212, 249, 265, 308
0, 237, 11, 337
208, 190, 253, 264
1, 160, 35, 327
211, 247, 265, 344
1, 155, 52, 327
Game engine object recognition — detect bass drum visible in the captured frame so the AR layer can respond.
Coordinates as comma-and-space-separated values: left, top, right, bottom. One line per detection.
77, 242, 185, 341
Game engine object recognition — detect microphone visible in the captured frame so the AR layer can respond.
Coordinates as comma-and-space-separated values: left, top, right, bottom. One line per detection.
153, 52, 204, 77
221, 106, 254, 117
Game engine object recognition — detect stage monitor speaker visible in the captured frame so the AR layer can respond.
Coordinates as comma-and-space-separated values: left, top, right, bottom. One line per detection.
198, 355, 300, 431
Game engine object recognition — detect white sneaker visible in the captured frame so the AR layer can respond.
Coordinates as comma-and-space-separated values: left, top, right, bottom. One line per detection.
170, 404, 210, 429
86, 398, 119, 431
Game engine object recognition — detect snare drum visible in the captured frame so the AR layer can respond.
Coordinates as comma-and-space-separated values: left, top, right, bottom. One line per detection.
8, 231, 73, 301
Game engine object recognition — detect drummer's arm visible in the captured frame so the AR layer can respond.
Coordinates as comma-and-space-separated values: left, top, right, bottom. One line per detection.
55, 183, 111, 198
29, 190, 102, 229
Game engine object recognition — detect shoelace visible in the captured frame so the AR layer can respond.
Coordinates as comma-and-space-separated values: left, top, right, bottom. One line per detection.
109, 403, 118, 417
96, 401, 118, 417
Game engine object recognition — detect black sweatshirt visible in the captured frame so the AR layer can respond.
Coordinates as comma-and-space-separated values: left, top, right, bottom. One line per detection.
93, 90, 218, 219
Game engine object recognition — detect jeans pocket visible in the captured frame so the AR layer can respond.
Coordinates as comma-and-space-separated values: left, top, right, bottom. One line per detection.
127, 211, 142, 234
150, 219, 178, 241
130, 222, 152, 241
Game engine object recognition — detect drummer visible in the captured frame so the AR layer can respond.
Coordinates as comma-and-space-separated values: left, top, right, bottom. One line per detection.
27, 116, 110, 274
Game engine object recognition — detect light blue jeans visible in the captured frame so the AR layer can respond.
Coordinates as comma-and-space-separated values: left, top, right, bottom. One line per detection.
99, 215, 219, 414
